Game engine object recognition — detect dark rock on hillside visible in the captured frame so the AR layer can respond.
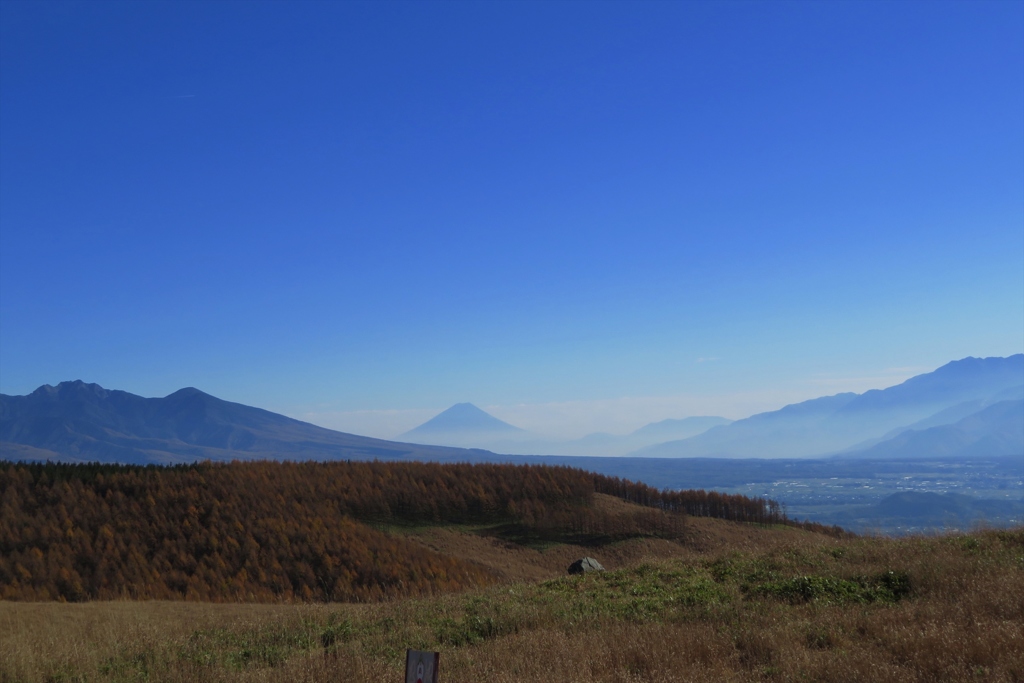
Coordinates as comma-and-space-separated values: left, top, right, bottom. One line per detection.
568, 557, 605, 574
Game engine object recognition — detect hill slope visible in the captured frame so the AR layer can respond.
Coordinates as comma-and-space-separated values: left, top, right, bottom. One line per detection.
4, 521, 1021, 683
0, 459, 811, 602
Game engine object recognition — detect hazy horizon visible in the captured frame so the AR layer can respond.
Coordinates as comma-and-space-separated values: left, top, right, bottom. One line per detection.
4, 355, 1011, 442
1, 2, 1021, 441
296, 364, 931, 440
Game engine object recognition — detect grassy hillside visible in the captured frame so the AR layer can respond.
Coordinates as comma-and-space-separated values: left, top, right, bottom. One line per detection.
6, 459, 1014, 681
3, 526, 1021, 682
0, 460, 827, 602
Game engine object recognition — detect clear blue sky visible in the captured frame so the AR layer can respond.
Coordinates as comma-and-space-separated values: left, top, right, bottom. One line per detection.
1, 0, 1022, 438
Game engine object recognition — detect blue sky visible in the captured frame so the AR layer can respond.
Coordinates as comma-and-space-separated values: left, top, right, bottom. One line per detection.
1, 0, 1022, 438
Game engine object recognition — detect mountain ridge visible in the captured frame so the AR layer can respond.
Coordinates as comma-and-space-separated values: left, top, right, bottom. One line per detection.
635, 355, 1023, 458
4, 355, 1021, 463
0, 381, 487, 464
838, 398, 1024, 460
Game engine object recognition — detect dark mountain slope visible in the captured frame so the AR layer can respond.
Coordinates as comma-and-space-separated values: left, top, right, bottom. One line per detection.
0, 381, 483, 464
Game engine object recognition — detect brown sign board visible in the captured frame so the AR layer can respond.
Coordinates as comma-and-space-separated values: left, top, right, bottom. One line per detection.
405, 649, 439, 683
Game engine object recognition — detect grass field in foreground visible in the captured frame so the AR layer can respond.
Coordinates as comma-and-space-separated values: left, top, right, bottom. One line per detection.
2, 526, 1022, 683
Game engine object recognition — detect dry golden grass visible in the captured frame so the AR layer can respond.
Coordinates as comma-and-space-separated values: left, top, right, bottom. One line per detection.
403, 495, 838, 585
2, 526, 1022, 683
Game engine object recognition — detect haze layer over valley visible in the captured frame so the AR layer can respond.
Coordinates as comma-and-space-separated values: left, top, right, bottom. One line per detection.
395, 356, 1023, 461
398, 404, 733, 456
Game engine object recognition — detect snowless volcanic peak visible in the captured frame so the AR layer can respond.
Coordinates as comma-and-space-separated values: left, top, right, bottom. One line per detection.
402, 403, 525, 437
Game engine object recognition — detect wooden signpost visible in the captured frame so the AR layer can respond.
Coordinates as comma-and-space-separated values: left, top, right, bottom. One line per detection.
405, 649, 439, 683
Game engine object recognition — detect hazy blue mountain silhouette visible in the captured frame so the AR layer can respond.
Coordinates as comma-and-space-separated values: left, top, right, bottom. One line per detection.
402, 403, 525, 437
840, 399, 1023, 460
400, 407, 732, 455
0, 381, 486, 464
630, 416, 733, 439
635, 355, 1024, 458
839, 384, 1023, 453
514, 416, 734, 456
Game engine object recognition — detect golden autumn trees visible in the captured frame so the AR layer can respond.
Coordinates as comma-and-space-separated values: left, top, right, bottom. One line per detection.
0, 460, 815, 603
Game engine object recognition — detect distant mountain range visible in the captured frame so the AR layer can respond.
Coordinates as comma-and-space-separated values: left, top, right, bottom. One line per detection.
637, 355, 1023, 459
398, 407, 733, 455
838, 398, 1023, 460
538, 417, 735, 457
397, 356, 1022, 458
0, 381, 482, 464
2, 355, 1021, 464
